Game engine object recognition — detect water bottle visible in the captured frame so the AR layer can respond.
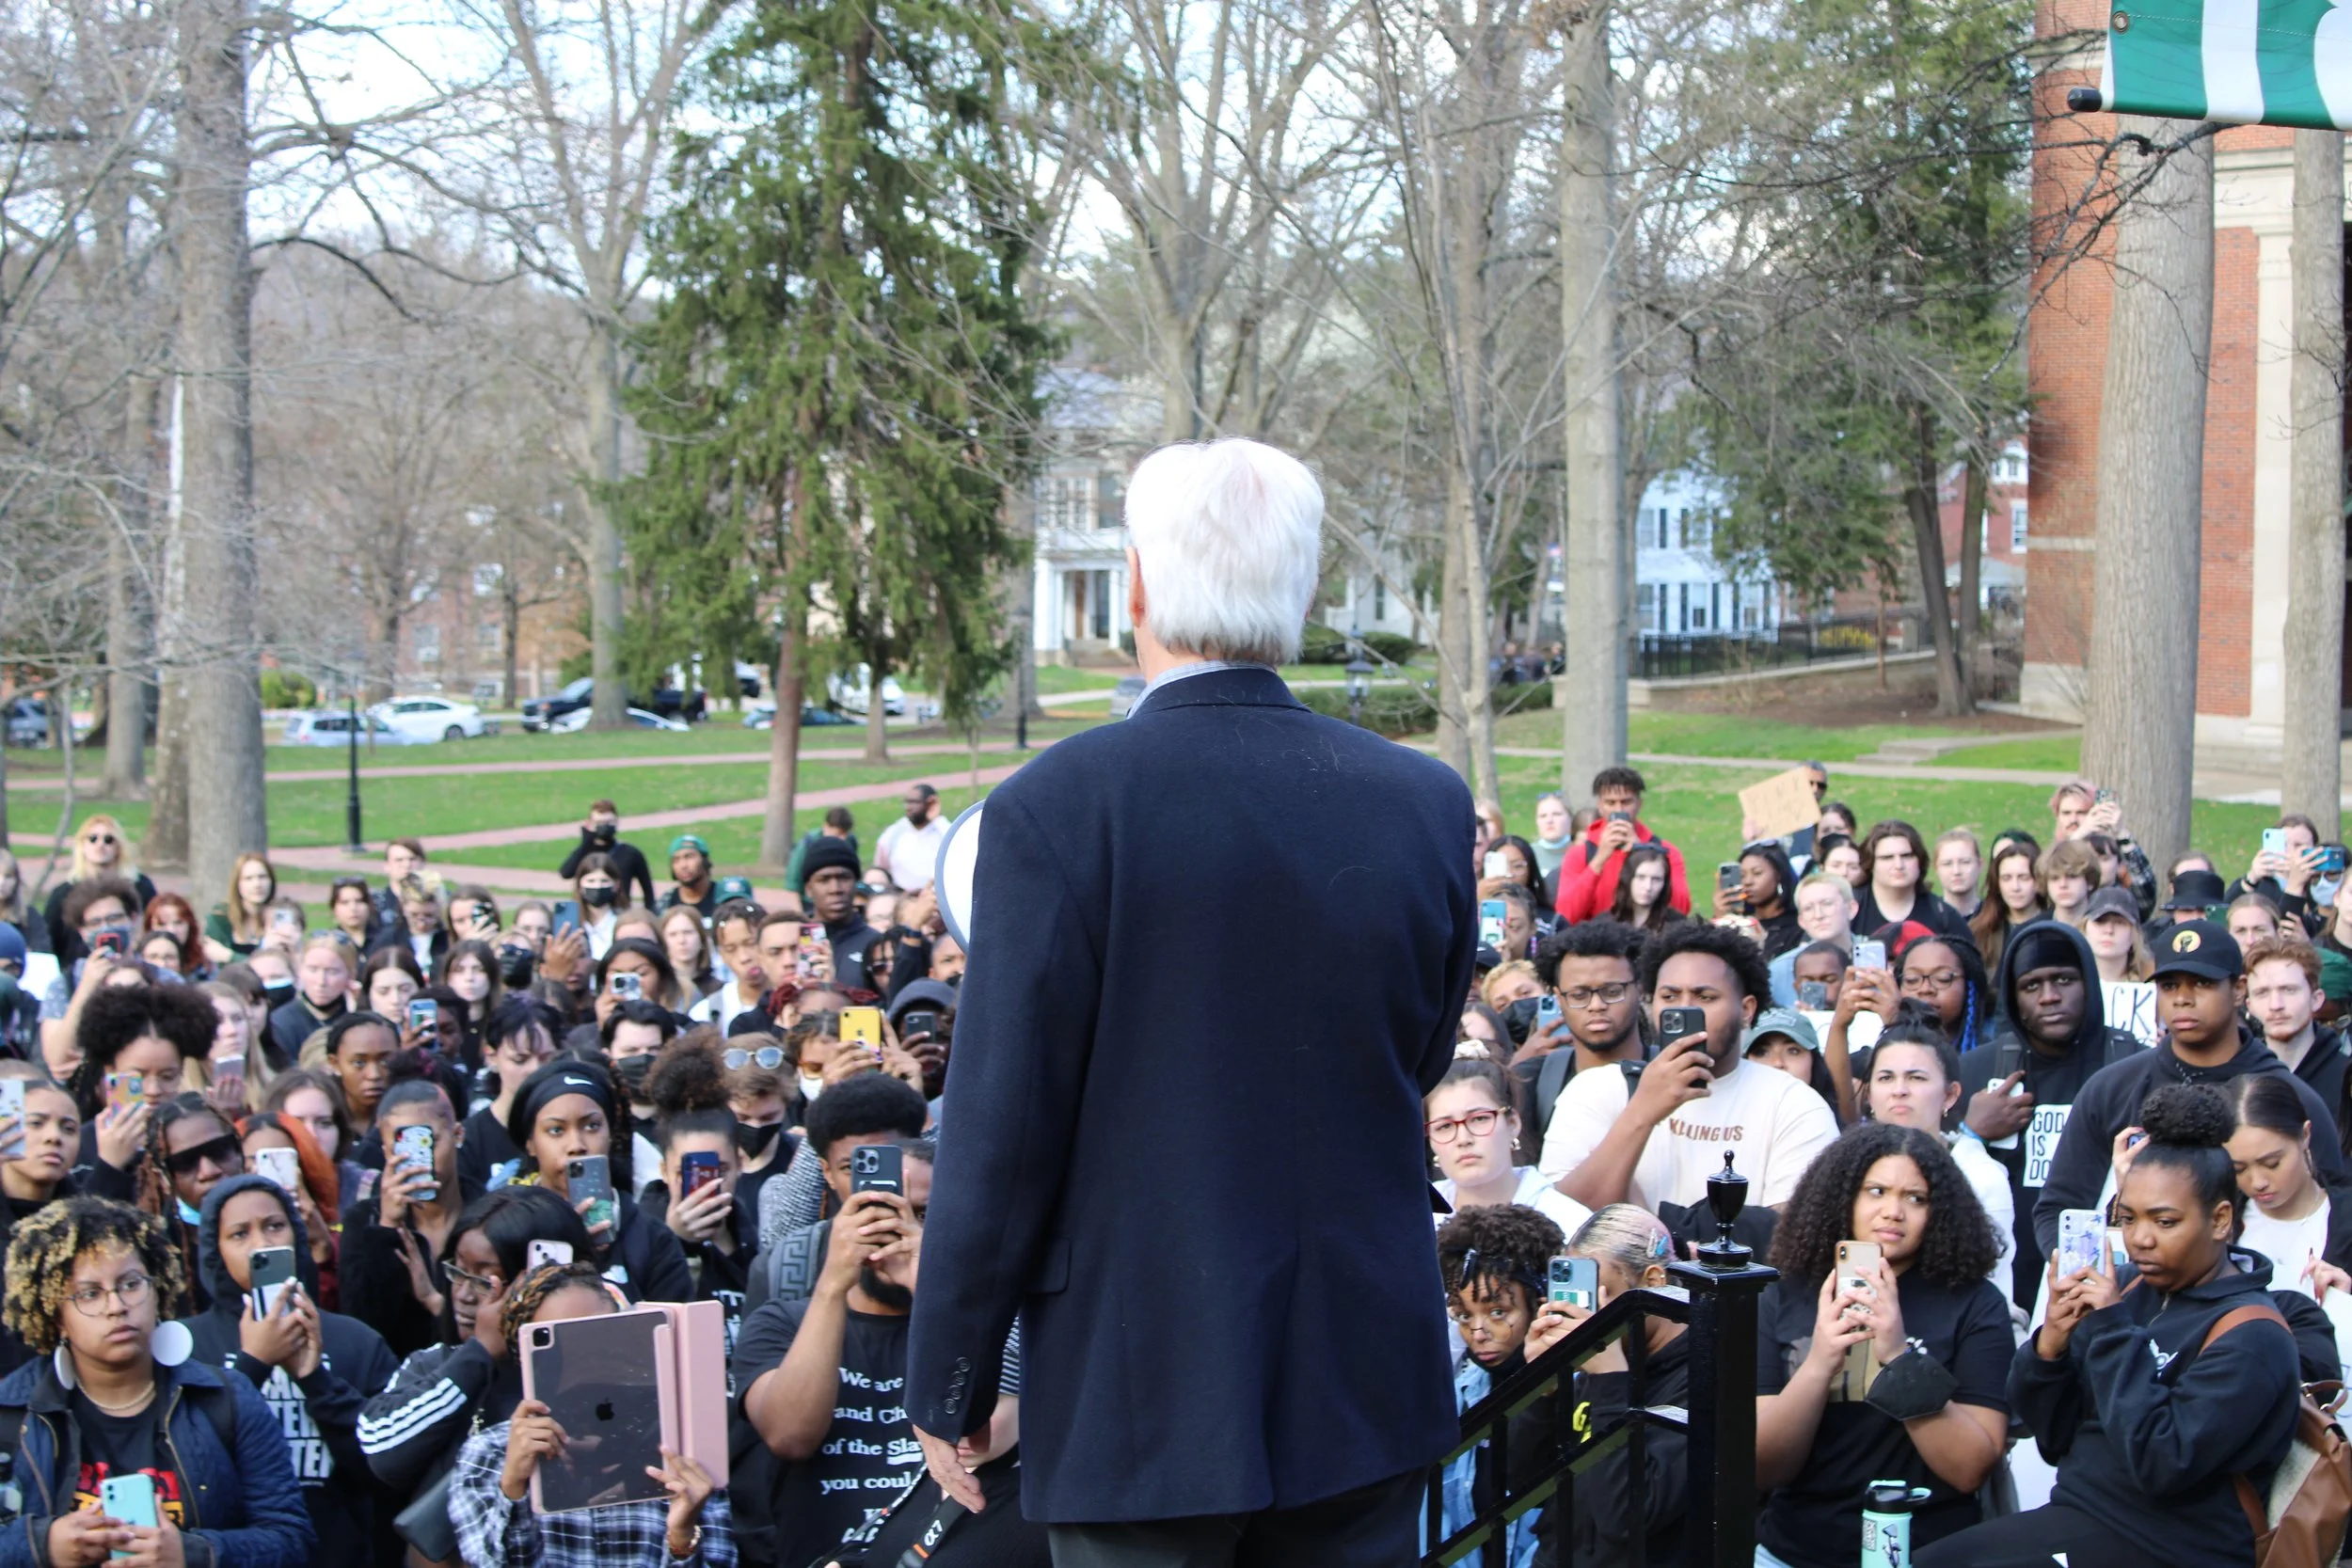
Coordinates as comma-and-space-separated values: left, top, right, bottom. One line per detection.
1860, 1479, 1931, 1568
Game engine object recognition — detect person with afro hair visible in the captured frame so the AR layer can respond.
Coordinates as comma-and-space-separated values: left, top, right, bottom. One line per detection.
1431, 1201, 1564, 1565
1918, 1085, 2308, 1568
1753, 1121, 2011, 1568
67, 980, 217, 1203
640, 1033, 757, 1336
1539, 920, 1836, 1214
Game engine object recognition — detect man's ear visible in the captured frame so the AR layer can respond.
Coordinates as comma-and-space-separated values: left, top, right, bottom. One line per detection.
1741, 995, 1759, 1028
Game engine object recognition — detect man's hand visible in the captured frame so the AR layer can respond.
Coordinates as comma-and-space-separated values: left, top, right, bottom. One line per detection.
817, 1192, 891, 1295
915, 1426, 986, 1513
1510, 1014, 1569, 1066
2086, 798, 2123, 838
2287, 846, 2326, 896
1627, 1032, 1712, 1128
378, 1148, 437, 1230
1597, 817, 1637, 857
1963, 1071, 2034, 1140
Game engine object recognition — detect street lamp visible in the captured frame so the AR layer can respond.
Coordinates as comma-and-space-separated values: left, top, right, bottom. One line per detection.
1345, 655, 1374, 728
343, 685, 365, 855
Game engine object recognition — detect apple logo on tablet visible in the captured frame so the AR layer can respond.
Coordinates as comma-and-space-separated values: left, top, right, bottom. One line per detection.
596, 1399, 614, 1422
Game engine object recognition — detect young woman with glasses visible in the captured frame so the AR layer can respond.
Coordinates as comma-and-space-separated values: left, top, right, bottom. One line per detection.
41, 816, 155, 962
1890, 929, 1993, 1057
1424, 1060, 1590, 1232
0, 1196, 314, 1568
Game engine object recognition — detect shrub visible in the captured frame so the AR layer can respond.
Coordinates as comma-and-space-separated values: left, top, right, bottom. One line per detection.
1294, 682, 1438, 736
1297, 622, 1352, 665
259, 670, 316, 710
1363, 631, 1420, 664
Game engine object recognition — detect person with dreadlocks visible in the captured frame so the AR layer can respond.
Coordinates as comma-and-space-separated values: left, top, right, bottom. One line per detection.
1753, 1122, 2011, 1568
1431, 1202, 1563, 1567
446, 1260, 731, 1568
145, 1096, 247, 1315
0, 1196, 314, 1568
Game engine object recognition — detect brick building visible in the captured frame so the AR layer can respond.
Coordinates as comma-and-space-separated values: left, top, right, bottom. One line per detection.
2022, 0, 2350, 755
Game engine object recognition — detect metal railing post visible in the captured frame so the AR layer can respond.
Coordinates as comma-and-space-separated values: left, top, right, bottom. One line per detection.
1667, 1153, 1778, 1568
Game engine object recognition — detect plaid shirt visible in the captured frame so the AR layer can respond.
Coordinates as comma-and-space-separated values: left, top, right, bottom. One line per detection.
449, 1423, 737, 1568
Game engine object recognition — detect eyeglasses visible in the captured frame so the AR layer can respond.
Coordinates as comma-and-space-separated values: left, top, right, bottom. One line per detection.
66, 1275, 151, 1315
1560, 983, 1633, 1008
438, 1262, 504, 1299
163, 1134, 242, 1177
1899, 970, 1963, 992
83, 833, 118, 846
1427, 1108, 1508, 1144
725, 1047, 787, 1071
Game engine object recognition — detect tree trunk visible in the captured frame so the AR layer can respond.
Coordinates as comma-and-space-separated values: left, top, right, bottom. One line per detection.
1557, 1, 1625, 805
585, 321, 628, 730
503, 586, 522, 707
1904, 404, 1968, 716
147, 378, 189, 872
2082, 118, 2214, 873
2284, 128, 2345, 839
176, 0, 267, 902
1435, 499, 1473, 780
147, 676, 188, 871
863, 652, 891, 764
0, 717, 9, 847
99, 231, 149, 801
1447, 460, 1500, 800
758, 602, 808, 872
1957, 440, 1987, 701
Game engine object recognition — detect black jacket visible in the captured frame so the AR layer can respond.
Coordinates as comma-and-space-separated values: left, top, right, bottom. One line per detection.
1514, 1332, 1690, 1568
176, 1174, 401, 1568
42, 873, 157, 963
2012, 1250, 2303, 1566
558, 831, 658, 907
2032, 1022, 2351, 1257
904, 666, 1473, 1521
357, 1337, 521, 1500
337, 1175, 487, 1360
2281, 1023, 2352, 1158
265, 995, 345, 1075
1854, 886, 1970, 942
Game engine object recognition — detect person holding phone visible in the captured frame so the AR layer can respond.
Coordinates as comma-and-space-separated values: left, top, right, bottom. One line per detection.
447, 1260, 730, 1568
1514, 1205, 1691, 1568
504, 1061, 691, 1304
35, 878, 148, 1076
343, 1080, 480, 1357
177, 1173, 398, 1566
234, 1113, 341, 1306
65, 984, 213, 1205
0, 1196, 314, 1568
2227, 812, 2330, 939
1752, 1122, 2013, 1568
1551, 768, 1691, 925
640, 1047, 755, 1341
1917, 1085, 2306, 1567
40, 816, 155, 965
1725, 843, 1803, 959
459, 998, 563, 1194
1429, 1203, 1564, 1567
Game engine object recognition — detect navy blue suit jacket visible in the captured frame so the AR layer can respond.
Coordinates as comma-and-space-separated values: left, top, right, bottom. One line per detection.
906, 665, 1476, 1523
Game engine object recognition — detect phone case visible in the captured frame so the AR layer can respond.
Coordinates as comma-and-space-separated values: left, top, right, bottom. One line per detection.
648, 1300, 729, 1487
2057, 1210, 2105, 1276
680, 1153, 722, 1197
527, 1239, 574, 1270
247, 1246, 297, 1319
521, 1309, 677, 1513
569, 1157, 616, 1230
0, 1081, 24, 1159
1834, 1243, 1882, 1402
840, 1007, 884, 1047
396, 1126, 438, 1203
254, 1148, 300, 1196
101, 1472, 159, 1530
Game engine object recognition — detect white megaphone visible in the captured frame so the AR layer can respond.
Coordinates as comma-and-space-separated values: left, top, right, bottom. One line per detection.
936, 800, 985, 951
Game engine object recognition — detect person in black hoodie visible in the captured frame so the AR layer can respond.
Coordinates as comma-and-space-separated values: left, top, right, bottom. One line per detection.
2030, 919, 2350, 1270
177, 1172, 400, 1568
503, 1057, 693, 1302
637, 1043, 755, 1354
798, 837, 884, 993
1956, 919, 2145, 1308
1916, 1085, 2307, 1568
1512, 1203, 1689, 1568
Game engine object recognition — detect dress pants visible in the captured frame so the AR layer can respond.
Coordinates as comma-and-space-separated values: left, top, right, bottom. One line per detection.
1047, 1467, 1426, 1568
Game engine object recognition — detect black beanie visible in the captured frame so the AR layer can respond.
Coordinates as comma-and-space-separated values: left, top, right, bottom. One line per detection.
802, 836, 861, 882
2006, 922, 2084, 985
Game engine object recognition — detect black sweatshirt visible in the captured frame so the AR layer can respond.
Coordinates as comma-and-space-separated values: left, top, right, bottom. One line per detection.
2012, 1249, 2302, 1566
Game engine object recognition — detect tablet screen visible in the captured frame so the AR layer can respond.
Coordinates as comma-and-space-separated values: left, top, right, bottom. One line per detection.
522, 1309, 671, 1512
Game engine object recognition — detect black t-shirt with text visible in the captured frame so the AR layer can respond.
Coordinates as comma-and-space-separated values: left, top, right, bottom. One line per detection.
70, 1393, 186, 1527
1754, 1269, 2013, 1568
732, 1296, 918, 1568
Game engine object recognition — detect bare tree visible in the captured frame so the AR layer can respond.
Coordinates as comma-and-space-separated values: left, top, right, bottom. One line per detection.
2283, 128, 2344, 839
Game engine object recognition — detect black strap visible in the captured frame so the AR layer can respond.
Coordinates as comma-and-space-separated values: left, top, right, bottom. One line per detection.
1534, 1049, 1577, 1138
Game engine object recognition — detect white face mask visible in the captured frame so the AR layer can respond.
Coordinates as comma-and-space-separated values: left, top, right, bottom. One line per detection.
2318, 876, 2343, 910
799, 1073, 825, 1105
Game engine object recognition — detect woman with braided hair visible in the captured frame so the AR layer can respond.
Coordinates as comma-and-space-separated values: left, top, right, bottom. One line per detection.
0, 1196, 313, 1568
1431, 1202, 1565, 1567
446, 1261, 731, 1568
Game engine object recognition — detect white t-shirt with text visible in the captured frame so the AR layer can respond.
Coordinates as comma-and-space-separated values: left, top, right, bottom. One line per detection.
1535, 1055, 1837, 1212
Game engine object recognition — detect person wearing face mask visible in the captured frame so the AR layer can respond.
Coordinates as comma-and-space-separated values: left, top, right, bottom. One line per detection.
746, 1073, 930, 1312
557, 800, 659, 908
720, 1043, 796, 1226
176, 1173, 399, 1568
460, 998, 564, 1192
603, 1000, 676, 1194
568, 855, 628, 960
0, 926, 38, 1060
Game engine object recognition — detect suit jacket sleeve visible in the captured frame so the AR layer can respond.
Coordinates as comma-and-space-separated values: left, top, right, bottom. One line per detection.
906, 786, 1102, 1439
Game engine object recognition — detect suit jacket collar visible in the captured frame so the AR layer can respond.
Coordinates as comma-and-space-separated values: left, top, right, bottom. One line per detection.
1130, 664, 1304, 718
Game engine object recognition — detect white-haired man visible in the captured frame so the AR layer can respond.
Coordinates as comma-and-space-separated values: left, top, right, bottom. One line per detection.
908, 439, 1477, 1565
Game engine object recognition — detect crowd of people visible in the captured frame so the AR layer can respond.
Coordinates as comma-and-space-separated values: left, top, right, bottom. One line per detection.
0, 751, 2344, 1567
1438, 768, 2352, 1567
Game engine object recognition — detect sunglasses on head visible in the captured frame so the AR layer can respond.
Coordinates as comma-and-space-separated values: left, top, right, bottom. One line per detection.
164, 1134, 242, 1178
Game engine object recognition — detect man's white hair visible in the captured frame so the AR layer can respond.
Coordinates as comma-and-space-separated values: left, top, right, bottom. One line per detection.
1124, 438, 1323, 665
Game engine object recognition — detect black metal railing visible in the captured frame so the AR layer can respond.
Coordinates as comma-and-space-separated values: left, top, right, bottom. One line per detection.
1631, 611, 1924, 681
1421, 1162, 1779, 1568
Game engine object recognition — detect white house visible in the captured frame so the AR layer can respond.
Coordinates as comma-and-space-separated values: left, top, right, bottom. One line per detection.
1633, 470, 1788, 639
1026, 369, 1149, 662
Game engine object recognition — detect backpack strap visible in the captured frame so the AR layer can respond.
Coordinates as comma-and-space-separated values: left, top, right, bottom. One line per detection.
1619, 1059, 1644, 1098
2197, 1301, 2296, 1544
1534, 1049, 1576, 1139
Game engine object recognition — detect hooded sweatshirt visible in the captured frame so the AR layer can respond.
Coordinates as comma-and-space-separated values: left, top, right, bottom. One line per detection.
2010, 1248, 2302, 1567
1956, 918, 2144, 1306
177, 1173, 401, 1568
2030, 1022, 2351, 1259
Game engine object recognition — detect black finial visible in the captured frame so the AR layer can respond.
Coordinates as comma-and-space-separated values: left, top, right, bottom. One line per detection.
1699, 1151, 1752, 1270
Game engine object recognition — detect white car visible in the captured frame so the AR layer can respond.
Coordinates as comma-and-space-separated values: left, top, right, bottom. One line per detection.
281, 710, 418, 746
369, 695, 488, 743
550, 705, 690, 734
826, 666, 907, 716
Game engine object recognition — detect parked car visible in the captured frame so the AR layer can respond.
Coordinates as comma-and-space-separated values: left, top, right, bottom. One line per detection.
740, 702, 860, 731
282, 710, 416, 746
369, 695, 489, 743
826, 667, 906, 717
521, 678, 703, 731
549, 705, 689, 734
1108, 675, 1148, 720
4, 696, 49, 748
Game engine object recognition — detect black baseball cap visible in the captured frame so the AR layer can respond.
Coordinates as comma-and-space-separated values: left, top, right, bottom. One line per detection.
2149, 918, 2244, 982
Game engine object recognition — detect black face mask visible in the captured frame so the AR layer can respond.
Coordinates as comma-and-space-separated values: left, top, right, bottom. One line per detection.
580, 886, 617, 910
735, 1120, 781, 1158
263, 982, 295, 1008
1502, 994, 1544, 1045
612, 1053, 654, 1094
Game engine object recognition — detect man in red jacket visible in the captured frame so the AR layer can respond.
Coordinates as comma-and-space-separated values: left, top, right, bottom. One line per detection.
1554, 766, 1692, 923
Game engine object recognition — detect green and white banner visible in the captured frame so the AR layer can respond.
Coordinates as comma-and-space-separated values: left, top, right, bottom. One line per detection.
2102, 0, 2352, 129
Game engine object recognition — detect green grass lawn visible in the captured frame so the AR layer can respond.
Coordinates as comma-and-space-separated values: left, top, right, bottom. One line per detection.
1491, 706, 2065, 764
1932, 734, 2086, 772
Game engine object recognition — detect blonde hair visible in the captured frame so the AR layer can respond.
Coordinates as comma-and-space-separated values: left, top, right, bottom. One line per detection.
1480, 960, 1541, 1011
0, 847, 22, 924
68, 815, 136, 885
1567, 1203, 1675, 1275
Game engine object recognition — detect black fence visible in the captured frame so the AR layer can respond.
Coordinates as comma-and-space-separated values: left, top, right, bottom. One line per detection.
1421, 1171, 1778, 1568
1632, 611, 1924, 682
